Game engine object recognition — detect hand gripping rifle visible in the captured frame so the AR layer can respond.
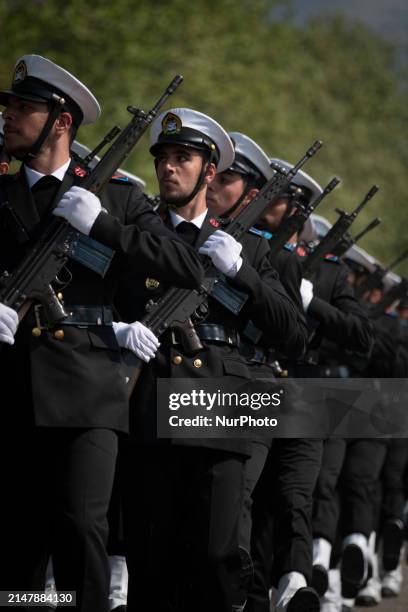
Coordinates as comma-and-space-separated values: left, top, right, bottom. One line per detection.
267, 176, 340, 259
0, 75, 183, 326
331, 217, 381, 258
355, 248, 408, 299
302, 185, 379, 278
124, 140, 323, 393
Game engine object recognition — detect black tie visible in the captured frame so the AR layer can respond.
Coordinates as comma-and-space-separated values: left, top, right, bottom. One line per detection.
175, 221, 199, 246
31, 175, 61, 218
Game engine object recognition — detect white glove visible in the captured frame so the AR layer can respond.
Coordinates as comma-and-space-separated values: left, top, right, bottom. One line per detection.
53, 185, 102, 235
112, 321, 160, 363
300, 278, 314, 312
0, 303, 18, 345
198, 230, 243, 278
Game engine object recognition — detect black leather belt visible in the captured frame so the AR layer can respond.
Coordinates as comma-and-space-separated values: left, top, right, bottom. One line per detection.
295, 364, 350, 378
197, 324, 239, 345
238, 343, 288, 377
171, 323, 240, 347
239, 343, 278, 364
34, 304, 113, 329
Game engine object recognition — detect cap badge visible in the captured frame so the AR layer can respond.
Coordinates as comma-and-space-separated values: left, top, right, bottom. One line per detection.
162, 112, 182, 135
13, 61, 27, 84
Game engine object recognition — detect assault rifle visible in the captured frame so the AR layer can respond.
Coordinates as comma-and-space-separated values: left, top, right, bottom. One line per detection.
302, 185, 379, 278
331, 217, 381, 258
124, 140, 323, 393
267, 176, 340, 259
355, 248, 408, 299
0, 75, 183, 325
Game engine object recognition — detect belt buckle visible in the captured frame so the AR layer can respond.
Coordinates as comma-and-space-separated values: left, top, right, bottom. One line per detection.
34, 304, 49, 331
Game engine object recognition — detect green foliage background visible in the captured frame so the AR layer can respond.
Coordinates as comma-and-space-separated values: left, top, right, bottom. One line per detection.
1, 0, 407, 271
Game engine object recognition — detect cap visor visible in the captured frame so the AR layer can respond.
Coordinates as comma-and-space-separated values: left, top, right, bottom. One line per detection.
0, 89, 49, 106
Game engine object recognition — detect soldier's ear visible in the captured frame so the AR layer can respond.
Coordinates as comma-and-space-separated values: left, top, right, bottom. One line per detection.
204, 161, 217, 184
55, 111, 73, 136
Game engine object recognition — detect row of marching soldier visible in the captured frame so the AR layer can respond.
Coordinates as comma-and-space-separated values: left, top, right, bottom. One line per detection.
0, 54, 407, 612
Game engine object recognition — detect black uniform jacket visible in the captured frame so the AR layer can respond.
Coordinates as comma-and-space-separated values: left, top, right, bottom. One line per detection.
368, 312, 407, 378
0, 164, 203, 432
116, 210, 307, 456
305, 255, 373, 356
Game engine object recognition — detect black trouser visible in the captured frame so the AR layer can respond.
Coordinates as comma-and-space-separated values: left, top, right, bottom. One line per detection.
240, 441, 270, 554
379, 439, 408, 528
0, 428, 118, 612
247, 438, 323, 612
338, 439, 388, 539
312, 438, 347, 546
124, 444, 245, 612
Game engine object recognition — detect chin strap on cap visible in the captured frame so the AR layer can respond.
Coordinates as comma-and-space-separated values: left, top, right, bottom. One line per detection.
23, 93, 66, 161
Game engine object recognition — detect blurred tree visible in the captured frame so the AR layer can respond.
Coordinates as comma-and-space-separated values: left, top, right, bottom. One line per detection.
0, 0, 407, 270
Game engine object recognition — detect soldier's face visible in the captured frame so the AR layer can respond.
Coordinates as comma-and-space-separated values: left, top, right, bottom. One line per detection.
207, 170, 246, 215
257, 197, 290, 232
2, 97, 49, 158
155, 144, 207, 202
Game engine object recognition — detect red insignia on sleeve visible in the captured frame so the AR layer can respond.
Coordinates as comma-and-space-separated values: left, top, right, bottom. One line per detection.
74, 166, 87, 177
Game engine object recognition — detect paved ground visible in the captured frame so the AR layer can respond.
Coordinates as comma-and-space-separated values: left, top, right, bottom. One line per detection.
355, 562, 408, 611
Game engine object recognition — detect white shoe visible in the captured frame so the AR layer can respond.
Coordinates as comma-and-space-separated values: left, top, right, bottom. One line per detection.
381, 563, 402, 597
320, 568, 341, 612
109, 555, 128, 610
312, 538, 332, 596
341, 533, 368, 598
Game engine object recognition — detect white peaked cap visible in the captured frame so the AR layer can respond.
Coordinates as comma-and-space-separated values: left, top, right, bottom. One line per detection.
150, 107, 234, 173
270, 157, 323, 203
0, 54, 100, 125
228, 131, 274, 182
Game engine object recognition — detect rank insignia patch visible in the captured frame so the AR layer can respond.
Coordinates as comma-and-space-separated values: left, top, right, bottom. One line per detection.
74, 166, 87, 177
162, 112, 182, 135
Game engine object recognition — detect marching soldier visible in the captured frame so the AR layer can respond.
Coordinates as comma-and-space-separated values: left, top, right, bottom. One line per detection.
206, 131, 320, 612
117, 108, 306, 612
0, 55, 203, 611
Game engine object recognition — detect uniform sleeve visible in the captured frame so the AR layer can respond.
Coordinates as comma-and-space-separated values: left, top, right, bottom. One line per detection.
231, 236, 307, 357
307, 264, 373, 353
91, 184, 204, 289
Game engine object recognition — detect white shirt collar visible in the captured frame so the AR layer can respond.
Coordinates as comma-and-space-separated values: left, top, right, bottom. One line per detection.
24, 158, 71, 189
169, 208, 208, 230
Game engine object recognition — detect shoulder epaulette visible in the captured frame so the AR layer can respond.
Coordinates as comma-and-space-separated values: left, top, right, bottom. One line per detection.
324, 253, 340, 264
110, 174, 130, 183
248, 226, 273, 240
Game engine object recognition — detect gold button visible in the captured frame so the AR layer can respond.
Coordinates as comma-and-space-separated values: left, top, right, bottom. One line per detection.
193, 358, 203, 368
280, 369, 289, 378
54, 329, 65, 341
32, 327, 42, 337
172, 355, 183, 365
145, 277, 160, 290
57, 292, 63, 300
